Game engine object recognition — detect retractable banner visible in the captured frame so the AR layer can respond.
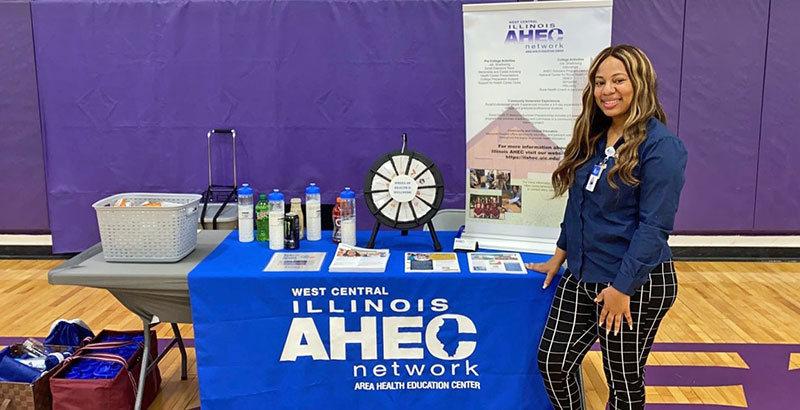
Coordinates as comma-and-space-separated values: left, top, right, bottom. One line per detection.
462, 0, 612, 253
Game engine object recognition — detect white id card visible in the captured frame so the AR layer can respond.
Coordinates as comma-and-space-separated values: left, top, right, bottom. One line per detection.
585, 164, 605, 192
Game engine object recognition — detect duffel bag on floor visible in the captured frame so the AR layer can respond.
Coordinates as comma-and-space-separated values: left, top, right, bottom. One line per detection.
49, 330, 160, 410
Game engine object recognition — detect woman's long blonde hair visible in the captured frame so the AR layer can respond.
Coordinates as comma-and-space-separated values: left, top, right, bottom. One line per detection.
551, 45, 665, 196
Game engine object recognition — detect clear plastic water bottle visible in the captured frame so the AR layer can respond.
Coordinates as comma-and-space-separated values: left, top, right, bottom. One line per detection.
237, 184, 254, 243
268, 189, 285, 250
305, 183, 322, 241
340, 187, 356, 246
255, 194, 269, 242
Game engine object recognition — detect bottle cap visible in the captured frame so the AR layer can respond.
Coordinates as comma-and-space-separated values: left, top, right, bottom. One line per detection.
305, 183, 321, 195
340, 187, 356, 199
291, 198, 302, 203
237, 184, 253, 196
259, 194, 267, 200
268, 189, 284, 201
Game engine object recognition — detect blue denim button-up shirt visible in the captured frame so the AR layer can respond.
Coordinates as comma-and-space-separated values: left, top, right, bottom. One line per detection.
556, 117, 687, 295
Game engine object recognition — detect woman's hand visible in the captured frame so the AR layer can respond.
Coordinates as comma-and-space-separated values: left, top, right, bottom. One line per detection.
526, 258, 562, 289
595, 286, 633, 336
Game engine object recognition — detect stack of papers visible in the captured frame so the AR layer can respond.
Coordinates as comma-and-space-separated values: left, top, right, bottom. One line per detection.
467, 252, 526, 274
404, 252, 460, 273
328, 244, 390, 273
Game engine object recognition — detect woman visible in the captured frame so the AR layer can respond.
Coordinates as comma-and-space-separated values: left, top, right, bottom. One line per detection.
527, 45, 687, 409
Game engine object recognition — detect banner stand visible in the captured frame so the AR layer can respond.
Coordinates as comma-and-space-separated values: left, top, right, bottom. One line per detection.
461, 0, 613, 253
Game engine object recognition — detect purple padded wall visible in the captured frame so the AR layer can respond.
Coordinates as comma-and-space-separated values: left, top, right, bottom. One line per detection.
611, 0, 684, 136
611, 0, 692, 231
0, 0, 49, 233
32, 0, 470, 252
675, 0, 769, 232
754, 0, 800, 231
23, 0, 799, 250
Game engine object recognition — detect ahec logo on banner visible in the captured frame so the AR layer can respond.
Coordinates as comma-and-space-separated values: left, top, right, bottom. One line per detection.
280, 286, 481, 391
504, 21, 564, 50
462, 1, 612, 254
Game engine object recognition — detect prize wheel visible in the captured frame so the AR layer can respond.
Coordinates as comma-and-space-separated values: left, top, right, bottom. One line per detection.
363, 135, 445, 250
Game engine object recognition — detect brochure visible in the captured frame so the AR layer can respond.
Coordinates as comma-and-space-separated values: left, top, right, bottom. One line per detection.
328, 244, 390, 273
467, 252, 526, 274
264, 252, 326, 272
404, 252, 460, 273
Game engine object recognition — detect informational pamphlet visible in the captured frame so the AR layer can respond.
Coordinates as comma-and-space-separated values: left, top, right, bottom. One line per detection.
467, 252, 526, 274
264, 252, 326, 272
404, 252, 460, 273
328, 244, 390, 273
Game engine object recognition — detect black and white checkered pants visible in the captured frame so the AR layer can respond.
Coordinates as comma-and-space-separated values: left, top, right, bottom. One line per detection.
538, 261, 677, 410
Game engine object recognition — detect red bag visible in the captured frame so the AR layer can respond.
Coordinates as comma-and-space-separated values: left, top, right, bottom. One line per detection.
49, 330, 161, 410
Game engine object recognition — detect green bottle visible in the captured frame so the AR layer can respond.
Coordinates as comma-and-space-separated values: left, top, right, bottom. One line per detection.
256, 194, 269, 242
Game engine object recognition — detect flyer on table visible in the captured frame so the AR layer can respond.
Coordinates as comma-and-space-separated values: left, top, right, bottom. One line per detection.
404, 252, 460, 273
264, 252, 326, 272
468, 252, 526, 274
329, 244, 390, 273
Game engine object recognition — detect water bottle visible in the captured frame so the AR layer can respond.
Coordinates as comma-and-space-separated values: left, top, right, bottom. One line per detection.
255, 194, 269, 242
237, 184, 254, 243
340, 187, 356, 246
332, 197, 342, 243
268, 189, 285, 250
45, 351, 72, 371
305, 183, 322, 241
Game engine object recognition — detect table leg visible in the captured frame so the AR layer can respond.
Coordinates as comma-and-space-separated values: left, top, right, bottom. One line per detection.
171, 322, 188, 380
135, 317, 150, 410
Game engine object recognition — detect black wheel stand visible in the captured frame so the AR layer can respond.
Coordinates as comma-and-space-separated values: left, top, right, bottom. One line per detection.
366, 220, 441, 251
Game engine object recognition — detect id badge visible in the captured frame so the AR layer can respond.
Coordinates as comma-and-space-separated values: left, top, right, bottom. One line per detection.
585, 164, 605, 192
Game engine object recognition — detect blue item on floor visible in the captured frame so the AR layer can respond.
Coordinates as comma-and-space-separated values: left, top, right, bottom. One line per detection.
45, 319, 94, 346
0, 347, 42, 383
45, 350, 74, 371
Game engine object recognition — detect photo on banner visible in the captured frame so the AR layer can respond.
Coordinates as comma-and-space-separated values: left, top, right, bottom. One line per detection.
462, 0, 612, 253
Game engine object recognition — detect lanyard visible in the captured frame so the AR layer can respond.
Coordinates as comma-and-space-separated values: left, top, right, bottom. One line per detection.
585, 145, 619, 192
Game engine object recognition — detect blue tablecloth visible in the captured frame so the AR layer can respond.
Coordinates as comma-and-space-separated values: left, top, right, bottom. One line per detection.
188, 230, 559, 410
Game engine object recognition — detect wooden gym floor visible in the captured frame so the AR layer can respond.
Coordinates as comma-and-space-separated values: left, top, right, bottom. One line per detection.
1, 259, 798, 409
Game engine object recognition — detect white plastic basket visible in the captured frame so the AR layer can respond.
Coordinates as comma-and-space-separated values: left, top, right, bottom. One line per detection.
92, 193, 202, 262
